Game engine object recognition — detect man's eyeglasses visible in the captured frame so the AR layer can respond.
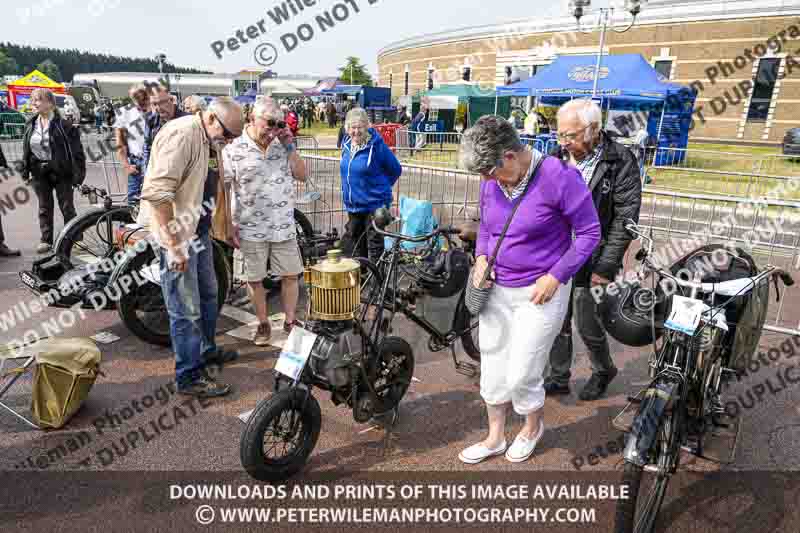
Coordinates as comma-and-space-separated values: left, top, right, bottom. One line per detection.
215, 115, 238, 140
557, 125, 589, 142
266, 119, 287, 129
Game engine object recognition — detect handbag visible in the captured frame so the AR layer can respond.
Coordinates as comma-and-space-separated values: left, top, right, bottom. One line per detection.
464, 155, 547, 316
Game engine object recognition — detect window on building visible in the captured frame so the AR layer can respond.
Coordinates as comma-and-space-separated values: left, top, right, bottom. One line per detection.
654, 60, 672, 79
462, 66, 472, 82
427, 69, 434, 91
404, 71, 409, 95
747, 58, 781, 121
505, 66, 513, 85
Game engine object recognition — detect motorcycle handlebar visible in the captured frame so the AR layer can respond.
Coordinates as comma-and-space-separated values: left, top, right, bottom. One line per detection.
78, 184, 108, 197
371, 218, 459, 243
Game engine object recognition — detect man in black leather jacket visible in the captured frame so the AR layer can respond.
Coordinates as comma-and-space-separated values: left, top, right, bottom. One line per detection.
545, 99, 642, 401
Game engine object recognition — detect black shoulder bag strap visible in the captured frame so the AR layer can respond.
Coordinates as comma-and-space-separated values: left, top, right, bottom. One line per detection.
480, 155, 548, 286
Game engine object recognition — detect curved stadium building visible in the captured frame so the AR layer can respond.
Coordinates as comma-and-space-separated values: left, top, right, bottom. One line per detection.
377, 0, 800, 144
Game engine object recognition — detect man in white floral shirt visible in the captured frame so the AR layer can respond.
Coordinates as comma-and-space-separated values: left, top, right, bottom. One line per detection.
222, 98, 307, 346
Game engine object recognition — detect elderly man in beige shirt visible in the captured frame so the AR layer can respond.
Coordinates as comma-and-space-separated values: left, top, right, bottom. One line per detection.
138, 96, 243, 399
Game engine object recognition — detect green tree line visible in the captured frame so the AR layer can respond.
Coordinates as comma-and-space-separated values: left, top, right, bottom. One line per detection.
0, 43, 210, 83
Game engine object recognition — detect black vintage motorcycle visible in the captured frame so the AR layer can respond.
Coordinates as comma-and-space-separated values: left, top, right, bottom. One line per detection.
612, 223, 794, 533
239, 208, 476, 482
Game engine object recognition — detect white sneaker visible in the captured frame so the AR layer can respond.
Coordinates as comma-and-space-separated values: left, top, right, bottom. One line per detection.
36, 242, 52, 254
505, 420, 544, 463
458, 440, 507, 464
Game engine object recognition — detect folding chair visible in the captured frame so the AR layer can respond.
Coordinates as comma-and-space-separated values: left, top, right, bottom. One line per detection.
0, 341, 42, 429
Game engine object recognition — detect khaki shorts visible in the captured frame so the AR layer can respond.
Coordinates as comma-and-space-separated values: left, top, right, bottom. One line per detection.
240, 239, 304, 282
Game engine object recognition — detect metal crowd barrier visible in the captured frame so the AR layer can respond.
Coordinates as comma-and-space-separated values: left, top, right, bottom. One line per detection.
629, 187, 800, 336
300, 153, 800, 337
0, 113, 26, 140
645, 146, 800, 177
2, 137, 799, 337
389, 128, 557, 169
643, 167, 800, 200
299, 154, 481, 241
295, 135, 319, 151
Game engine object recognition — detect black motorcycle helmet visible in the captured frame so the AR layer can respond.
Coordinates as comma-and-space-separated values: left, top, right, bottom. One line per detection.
599, 280, 670, 347
416, 248, 470, 299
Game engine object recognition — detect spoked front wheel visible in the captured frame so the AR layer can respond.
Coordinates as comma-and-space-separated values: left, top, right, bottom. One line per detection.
240, 388, 322, 482
615, 407, 680, 533
117, 241, 230, 347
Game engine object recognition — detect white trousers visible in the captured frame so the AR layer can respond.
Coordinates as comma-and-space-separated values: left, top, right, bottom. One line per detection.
479, 280, 572, 415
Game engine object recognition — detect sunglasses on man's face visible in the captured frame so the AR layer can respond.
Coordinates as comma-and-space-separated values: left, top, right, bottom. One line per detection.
215, 115, 238, 140
266, 119, 287, 129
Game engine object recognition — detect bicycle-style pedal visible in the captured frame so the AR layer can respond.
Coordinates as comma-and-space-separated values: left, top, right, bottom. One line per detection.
450, 347, 478, 377
455, 361, 478, 377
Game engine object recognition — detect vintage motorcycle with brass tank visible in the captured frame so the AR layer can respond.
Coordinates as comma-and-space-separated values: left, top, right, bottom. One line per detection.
240, 248, 415, 482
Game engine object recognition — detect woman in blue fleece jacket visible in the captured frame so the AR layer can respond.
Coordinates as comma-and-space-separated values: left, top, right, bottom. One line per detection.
339, 107, 403, 262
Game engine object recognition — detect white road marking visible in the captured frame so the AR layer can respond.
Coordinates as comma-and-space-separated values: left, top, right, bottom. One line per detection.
223, 308, 290, 348
220, 304, 258, 325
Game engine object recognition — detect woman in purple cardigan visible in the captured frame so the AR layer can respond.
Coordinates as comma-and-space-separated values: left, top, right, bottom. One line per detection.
458, 116, 601, 465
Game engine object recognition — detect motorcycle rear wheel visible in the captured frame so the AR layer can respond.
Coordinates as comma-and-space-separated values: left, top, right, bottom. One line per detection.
117, 241, 229, 347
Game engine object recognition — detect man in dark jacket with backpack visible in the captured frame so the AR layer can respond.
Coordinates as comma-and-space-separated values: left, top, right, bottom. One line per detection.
545, 99, 642, 401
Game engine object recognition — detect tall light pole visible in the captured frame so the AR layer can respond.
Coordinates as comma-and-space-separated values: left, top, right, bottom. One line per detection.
155, 53, 168, 93
155, 53, 166, 75
570, 1, 645, 98
174, 73, 182, 101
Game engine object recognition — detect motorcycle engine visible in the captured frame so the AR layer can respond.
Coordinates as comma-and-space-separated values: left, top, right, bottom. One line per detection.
306, 321, 360, 390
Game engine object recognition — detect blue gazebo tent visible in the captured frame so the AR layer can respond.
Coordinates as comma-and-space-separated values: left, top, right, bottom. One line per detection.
497, 54, 696, 164
320, 84, 362, 97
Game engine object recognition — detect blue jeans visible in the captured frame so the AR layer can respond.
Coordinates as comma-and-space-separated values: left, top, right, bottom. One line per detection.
160, 233, 219, 388
127, 155, 144, 206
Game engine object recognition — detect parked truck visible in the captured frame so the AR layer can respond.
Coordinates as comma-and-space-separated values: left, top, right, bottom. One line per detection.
67, 84, 102, 124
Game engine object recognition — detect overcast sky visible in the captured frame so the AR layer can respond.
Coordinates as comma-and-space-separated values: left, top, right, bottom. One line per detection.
1, 0, 606, 79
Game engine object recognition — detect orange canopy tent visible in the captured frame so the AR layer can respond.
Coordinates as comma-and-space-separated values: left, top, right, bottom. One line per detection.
7, 70, 66, 110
